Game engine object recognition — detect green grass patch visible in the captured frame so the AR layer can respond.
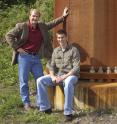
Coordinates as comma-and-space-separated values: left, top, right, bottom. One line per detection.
0, 84, 59, 124
0, 43, 18, 85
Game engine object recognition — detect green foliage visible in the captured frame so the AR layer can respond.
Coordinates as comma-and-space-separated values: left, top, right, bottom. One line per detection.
0, 43, 18, 85
33, 0, 54, 22
0, 4, 28, 37
0, 0, 32, 8
41, 58, 47, 70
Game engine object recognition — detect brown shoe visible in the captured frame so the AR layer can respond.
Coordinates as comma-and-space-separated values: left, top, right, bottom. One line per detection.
64, 114, 73, 122
24, 103, 32, 111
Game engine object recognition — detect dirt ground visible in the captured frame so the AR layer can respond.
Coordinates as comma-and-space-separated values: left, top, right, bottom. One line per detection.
56, 109, 117, 124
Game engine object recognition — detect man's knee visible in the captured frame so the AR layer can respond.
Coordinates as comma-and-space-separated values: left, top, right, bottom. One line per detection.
36, 76, 44, 86
65, 76, 78, 86
64, 81, 74, 89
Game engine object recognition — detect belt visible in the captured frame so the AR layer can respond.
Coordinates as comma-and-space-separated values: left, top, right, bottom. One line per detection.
27, 52, 38, 55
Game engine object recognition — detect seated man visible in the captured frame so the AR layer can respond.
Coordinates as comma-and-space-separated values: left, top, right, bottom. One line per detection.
36, 29, 80, 122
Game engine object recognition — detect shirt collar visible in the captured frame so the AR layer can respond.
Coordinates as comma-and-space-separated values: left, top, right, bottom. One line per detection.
28, 21, 39, 30
58, 43, 70, 52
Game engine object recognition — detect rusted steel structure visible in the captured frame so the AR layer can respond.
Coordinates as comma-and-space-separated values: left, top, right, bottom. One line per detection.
52, 0, 117, 110
53, 0, 117, 72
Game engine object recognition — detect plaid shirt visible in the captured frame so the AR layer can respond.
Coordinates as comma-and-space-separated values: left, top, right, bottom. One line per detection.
48, 44, 80, 76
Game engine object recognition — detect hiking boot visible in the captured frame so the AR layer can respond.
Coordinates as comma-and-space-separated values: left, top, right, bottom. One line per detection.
64, 114, 73, 122
41, 108, 52, 114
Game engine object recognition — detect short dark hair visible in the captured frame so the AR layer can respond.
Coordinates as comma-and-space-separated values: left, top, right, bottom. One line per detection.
56, 29, 67, 36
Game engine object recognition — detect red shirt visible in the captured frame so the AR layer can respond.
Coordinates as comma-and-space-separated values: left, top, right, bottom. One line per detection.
22, 23, 43, 53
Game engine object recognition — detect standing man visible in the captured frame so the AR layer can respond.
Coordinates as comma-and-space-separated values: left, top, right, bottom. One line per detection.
36, 29, 80, 122
5, 8, 69, 110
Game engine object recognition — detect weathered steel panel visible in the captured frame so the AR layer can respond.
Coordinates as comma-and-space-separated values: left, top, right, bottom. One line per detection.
54, 0, 117, 71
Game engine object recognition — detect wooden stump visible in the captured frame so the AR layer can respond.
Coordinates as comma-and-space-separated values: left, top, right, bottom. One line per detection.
47, 86, 64, 110
47, 86, 55, 108
54, 86, 64, 110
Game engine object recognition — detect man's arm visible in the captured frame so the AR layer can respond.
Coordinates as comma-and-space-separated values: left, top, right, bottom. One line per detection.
46, 7, 69, 30
5, 23, 24, 50
5, 26, 19, 49
49, 70, 57, 82
71, 47, 80, 74
47, 50, 58, 83
54, 71, 74, 84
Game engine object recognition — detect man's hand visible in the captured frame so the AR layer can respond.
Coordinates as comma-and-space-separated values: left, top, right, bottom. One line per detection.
51, 76, 63, 84
51, 74, 67, 84
51, 76, 57, 84
56, 76, 63, 84
17, 48, 27, 54
56, 75, 66, 84
62, 7, 69, 18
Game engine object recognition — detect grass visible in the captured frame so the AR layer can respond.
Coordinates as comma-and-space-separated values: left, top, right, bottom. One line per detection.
0, 83, 59, 124
0, 43, 18, 86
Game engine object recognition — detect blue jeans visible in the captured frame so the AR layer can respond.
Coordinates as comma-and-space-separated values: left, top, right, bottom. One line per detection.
36, 75, 78, 115
18, 53, 43, 104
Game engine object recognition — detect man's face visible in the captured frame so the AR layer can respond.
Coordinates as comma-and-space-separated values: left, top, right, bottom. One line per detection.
29, 10, 39, 26
56, 34, 67, 47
